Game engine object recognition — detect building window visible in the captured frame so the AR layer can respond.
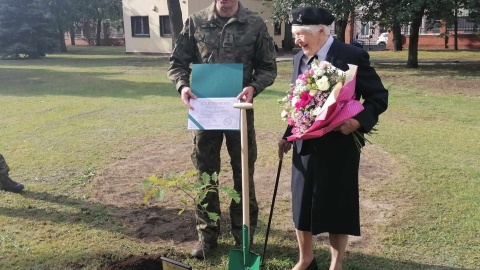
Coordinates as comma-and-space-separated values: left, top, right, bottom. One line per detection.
274, 22, 281, 35
422, 19, 441, 34
131, 16, 149, 37
448, 16, 477, 34
160, 16, 172, 36
360, 22, 373, 38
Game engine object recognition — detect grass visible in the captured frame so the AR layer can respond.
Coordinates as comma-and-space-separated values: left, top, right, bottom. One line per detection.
1, 46, 479, 269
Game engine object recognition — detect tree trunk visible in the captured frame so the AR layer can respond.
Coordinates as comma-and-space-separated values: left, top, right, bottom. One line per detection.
391, 20, 402, 51
347, 11, 354, 44
334, 11, 350, 43
96, 18, 102, 46
70, 26, 76, 46
454, 8, 458, 50
282, 21, 294, 52
167, 0, 184, 50
407, 7, 425, 68
58, 27, 68, 52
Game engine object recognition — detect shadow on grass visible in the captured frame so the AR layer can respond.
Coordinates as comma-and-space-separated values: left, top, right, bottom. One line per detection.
0, 68, 177, 98
0, 190, 196, 244
42, 56, 169, 68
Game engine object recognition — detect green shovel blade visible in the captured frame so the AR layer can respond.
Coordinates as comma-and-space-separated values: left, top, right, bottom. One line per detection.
228, 249, 261, 270
228, 225, 261, 270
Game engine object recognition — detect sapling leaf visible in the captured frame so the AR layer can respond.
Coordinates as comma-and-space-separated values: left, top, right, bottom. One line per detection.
208, 212, 220, 222
200, 172, 211, 185
220, 186, 240, 203
142, 170, 240, 224
143, 192, 153, 203
142, 179, 153, 190
197, 191, 207, 204
211, 172, 218, 182
155, 190, 165, 201
165, 180, 176, 187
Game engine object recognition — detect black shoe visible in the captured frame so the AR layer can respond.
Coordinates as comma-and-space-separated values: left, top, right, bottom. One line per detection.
191, 241, 217, 259
305, 258, 318, 270
0, 175, 24, 193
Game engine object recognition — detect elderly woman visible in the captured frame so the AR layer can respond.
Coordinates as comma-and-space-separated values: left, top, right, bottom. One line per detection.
278, 7, 388, 270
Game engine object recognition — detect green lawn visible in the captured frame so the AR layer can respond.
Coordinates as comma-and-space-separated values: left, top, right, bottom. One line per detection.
0, 47, 479, 269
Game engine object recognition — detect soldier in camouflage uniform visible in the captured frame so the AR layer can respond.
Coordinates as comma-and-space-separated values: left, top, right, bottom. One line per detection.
167, 0, 277, 259
0, 154, 24, 193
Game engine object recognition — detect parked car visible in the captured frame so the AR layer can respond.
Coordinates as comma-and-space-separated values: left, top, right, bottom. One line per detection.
352, 39, 364, 48
376, 32, 388, 45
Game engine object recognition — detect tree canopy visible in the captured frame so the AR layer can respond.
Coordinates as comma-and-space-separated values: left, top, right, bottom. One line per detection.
0, 0, 57, 59
0, 0, 122, 59
268, 0, 480, 67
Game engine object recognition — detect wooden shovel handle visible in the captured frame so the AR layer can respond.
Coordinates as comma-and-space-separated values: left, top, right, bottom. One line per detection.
236, 103, 253, 231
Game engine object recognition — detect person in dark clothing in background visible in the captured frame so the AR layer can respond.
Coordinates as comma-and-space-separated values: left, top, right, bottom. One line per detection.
0, 154, 24, 193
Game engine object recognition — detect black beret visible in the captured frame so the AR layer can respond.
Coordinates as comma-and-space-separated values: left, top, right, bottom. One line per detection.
289, 7, 335, 26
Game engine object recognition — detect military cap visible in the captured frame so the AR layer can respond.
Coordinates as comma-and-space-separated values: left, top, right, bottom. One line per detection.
289, 6, 335, 26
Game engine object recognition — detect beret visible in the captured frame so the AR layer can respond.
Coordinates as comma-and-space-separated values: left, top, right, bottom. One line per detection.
289, 6, 335, 26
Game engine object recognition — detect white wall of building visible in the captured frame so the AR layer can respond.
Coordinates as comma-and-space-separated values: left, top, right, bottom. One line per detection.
123, 0, 188, 53
122, 0, 283, 54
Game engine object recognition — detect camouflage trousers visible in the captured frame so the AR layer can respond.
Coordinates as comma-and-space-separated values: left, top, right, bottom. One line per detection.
0, 154, 10, 176
191, 110, 258, 245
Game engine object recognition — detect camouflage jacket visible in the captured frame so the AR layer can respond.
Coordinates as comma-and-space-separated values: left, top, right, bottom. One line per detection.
167, 2, 277, 95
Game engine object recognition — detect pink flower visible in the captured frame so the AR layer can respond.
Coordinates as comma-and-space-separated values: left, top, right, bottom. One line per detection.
296, 92, 312, 108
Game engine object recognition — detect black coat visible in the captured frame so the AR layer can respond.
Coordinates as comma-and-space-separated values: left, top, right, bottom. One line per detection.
283, 38, 388, 235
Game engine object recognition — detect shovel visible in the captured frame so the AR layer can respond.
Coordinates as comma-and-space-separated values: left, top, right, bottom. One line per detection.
228, 102, 261, 270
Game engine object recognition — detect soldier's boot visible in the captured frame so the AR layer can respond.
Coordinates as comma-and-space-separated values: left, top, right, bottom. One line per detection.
0, 174, 24, 193
191, 241, 218, 259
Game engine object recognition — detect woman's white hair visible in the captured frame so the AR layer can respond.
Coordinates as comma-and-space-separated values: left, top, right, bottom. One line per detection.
292, 24, 331, 36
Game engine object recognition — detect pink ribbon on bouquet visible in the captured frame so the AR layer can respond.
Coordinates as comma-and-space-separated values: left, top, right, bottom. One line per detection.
287, 64, 364, 142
